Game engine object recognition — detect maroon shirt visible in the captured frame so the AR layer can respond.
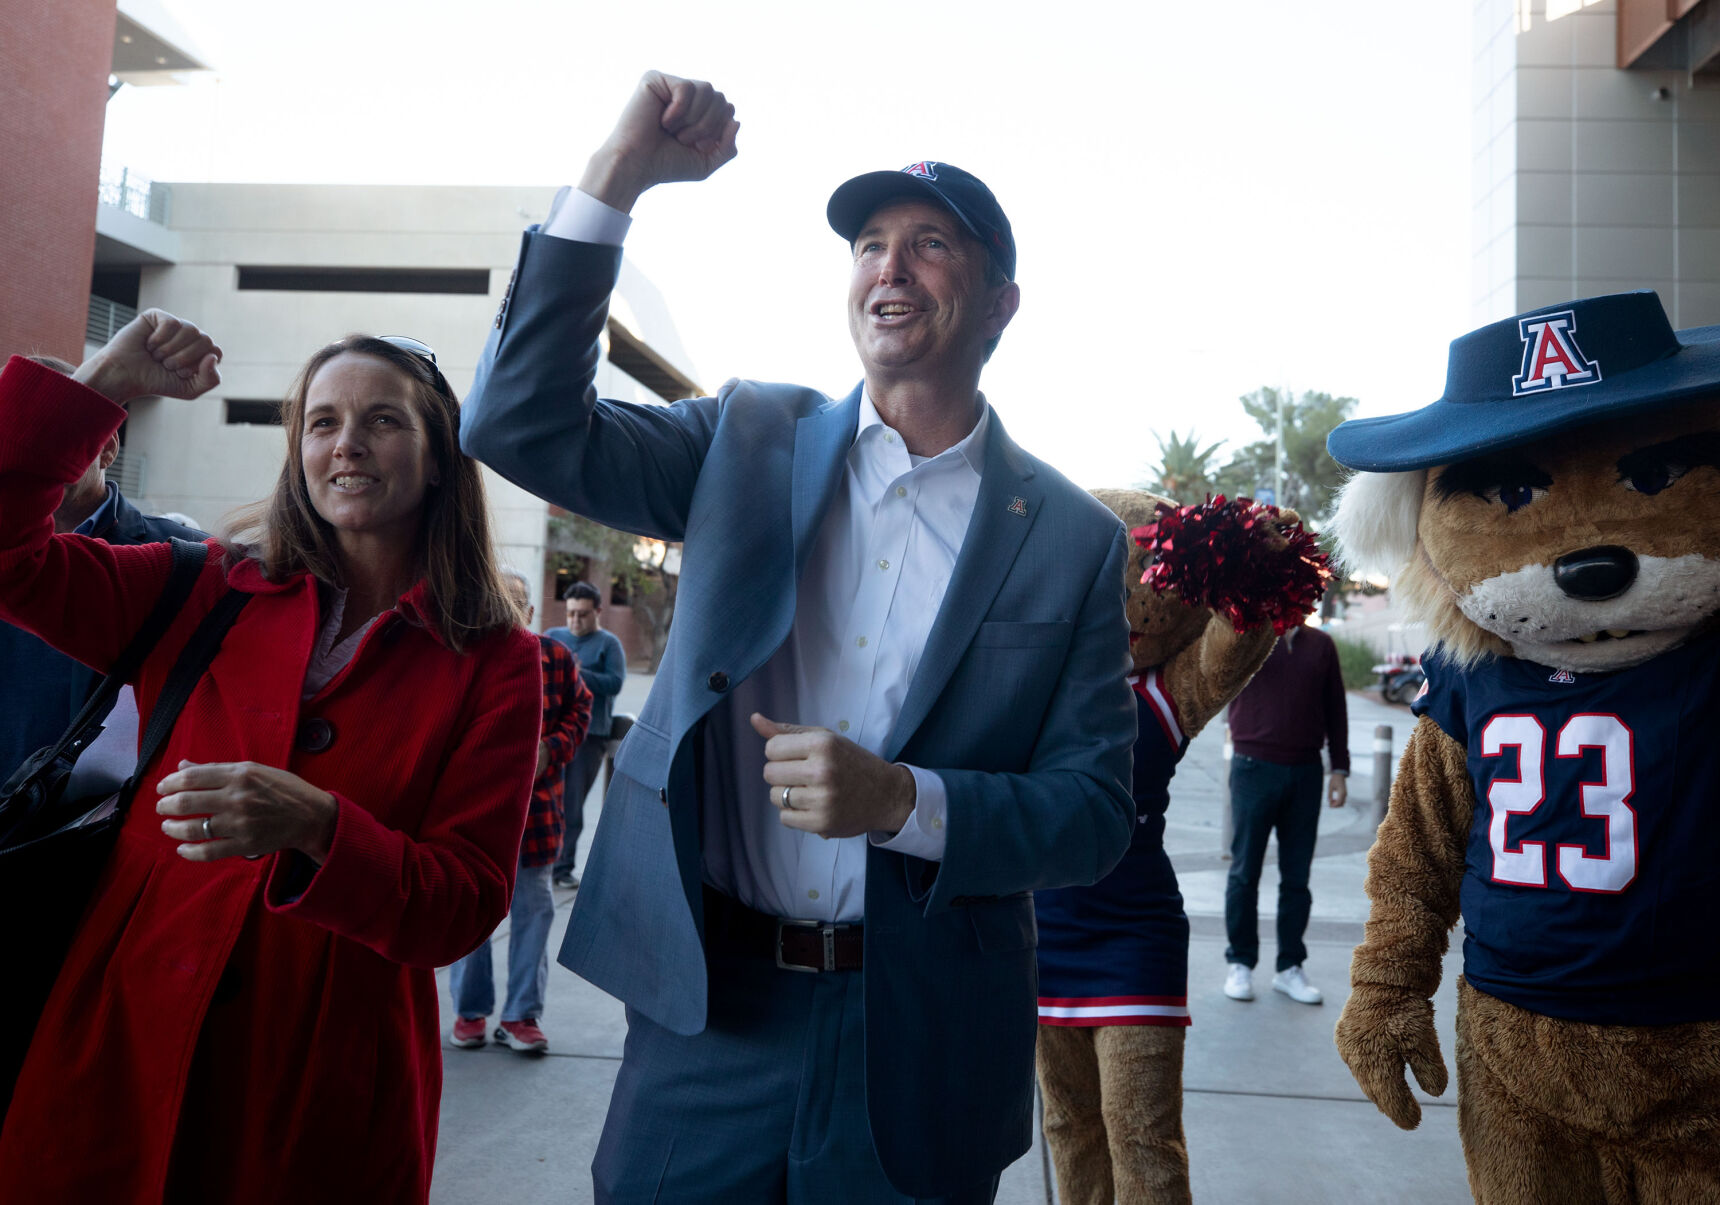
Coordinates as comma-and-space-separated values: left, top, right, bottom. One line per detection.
1226, 625, 1350, 773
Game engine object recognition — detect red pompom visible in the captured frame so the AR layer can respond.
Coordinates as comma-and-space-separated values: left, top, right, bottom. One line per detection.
1131, 494, 1332, 635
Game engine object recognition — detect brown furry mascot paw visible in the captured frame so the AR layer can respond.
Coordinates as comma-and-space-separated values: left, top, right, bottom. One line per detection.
1333, 984, 1447, 1130
1328, 291, 1720, 1204
1034, 489, 1323, 1205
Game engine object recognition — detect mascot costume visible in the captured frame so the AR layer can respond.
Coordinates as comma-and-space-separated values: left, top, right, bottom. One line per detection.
1328, 291, 1720, 1203
1034, 488, 1327, 1204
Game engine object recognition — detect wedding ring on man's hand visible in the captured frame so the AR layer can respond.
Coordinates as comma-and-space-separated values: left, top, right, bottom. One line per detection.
202, 816, 215, 840
781, 786, 794, 810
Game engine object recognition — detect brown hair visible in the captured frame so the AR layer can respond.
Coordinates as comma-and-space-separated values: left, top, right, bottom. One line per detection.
225, 335, 522, 651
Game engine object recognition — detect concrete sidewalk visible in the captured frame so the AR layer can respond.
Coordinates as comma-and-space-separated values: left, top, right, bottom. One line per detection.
431, 678, 1473, 1203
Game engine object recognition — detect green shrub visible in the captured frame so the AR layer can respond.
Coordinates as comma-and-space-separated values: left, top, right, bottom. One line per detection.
1331, 634, 1379, 691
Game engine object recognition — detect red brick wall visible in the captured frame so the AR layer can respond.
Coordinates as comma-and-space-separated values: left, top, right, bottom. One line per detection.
0, 1, 115, 361
599, 604, 653, 665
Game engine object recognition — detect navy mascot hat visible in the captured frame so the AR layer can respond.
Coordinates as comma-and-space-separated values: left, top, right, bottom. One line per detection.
1328, 291, 1720, 472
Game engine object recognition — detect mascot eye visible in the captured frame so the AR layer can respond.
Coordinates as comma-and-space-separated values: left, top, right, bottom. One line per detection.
1494, 483, 1543, 513
1624, 464, 1681, 495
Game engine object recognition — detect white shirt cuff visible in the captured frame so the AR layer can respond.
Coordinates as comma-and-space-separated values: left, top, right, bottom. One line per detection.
541, 185, 632, 246
871, 765, 947, 862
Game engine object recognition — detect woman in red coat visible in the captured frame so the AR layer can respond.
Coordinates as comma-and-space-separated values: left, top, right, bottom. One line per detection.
0, 312, 542, 1203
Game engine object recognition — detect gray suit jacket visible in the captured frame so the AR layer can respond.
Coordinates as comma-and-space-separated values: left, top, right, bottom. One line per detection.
461, 231, 1135, 1195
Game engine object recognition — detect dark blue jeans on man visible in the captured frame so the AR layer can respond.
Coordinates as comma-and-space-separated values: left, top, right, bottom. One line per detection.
1224, 754, 1324, 973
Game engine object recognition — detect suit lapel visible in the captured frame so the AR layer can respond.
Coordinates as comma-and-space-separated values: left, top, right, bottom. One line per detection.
884, 409, 1041, 760
791, 385, 862, 576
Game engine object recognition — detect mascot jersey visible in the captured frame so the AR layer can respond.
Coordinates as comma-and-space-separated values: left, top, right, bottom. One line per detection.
1034, 669, 1192, 1027
1415, 637, 1720, 1025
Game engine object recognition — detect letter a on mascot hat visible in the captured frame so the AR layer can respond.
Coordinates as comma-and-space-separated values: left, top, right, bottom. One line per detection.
1327, 290, 1720, 471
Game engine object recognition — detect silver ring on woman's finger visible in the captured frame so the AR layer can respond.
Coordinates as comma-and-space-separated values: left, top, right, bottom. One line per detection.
202, 816, 215, 840
781, 786, 794, 810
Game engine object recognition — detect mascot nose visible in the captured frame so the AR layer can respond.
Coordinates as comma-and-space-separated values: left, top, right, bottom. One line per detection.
1553, 546, 1638, 601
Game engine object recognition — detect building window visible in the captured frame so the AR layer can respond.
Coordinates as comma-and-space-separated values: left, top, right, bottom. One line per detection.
236, 266, 491, 294
225, 398, 283, 425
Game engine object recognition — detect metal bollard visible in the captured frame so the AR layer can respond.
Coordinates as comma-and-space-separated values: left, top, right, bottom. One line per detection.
1372, 724, 1393, 829
1220, 724, 1234, 859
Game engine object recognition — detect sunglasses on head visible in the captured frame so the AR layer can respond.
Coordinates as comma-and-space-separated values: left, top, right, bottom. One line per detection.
377, 334, 438, 370
375, 335, 456, 398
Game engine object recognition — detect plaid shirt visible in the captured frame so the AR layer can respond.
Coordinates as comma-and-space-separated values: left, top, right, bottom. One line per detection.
521, 635, 593, 867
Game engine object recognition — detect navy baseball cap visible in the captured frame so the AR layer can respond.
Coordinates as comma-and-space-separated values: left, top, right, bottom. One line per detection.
1327, 290, 1720, 472
827, 161, 1017, 281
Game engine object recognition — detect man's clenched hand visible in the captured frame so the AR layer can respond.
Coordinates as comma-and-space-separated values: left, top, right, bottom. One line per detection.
579, 72, 739, 213
751, 713, 915, 840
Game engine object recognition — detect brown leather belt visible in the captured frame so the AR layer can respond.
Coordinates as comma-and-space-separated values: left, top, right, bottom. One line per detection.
703, 885, 863, 973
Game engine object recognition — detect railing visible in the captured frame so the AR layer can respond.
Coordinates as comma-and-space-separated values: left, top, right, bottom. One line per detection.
87, 296, 139, 346
97, 165, 171, 224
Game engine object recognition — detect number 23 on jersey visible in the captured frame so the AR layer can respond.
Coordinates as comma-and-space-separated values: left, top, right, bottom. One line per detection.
1480, 713, 1636, 893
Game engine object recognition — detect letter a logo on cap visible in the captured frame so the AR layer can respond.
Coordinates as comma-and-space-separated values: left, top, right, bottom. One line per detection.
902, 161, 940, 180
1512, 310, 1602, 397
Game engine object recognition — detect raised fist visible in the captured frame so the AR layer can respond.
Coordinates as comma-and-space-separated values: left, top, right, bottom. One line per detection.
74, 309, 222, 405
580, 72, 740, 212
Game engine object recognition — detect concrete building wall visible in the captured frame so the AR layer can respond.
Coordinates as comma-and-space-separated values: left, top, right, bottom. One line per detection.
1474, 0, 1720, 325
122, 183, 695, 625
0, 0, 116, 361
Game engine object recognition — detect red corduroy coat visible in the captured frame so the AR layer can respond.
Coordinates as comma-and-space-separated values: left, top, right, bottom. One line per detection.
0, 357, 541, 1203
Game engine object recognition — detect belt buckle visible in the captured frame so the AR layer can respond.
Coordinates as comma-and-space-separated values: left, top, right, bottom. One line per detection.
775, 918, 837, 973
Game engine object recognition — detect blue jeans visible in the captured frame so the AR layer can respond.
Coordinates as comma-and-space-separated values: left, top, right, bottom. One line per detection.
449, 861, 555, 1021
1224, 755, 1324, 973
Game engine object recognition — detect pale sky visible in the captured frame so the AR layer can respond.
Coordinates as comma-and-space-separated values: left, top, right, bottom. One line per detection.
102, 0, 1473, 491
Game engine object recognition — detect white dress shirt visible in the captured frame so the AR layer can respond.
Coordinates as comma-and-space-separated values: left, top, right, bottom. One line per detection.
543, 189, 987, 922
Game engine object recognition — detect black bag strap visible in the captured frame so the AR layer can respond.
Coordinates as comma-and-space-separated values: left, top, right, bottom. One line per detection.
117, 586, 253, 816
37, 537, 210, 771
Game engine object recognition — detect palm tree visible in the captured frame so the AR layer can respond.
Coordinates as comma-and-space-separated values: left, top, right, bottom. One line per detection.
1140, 429, 1226, 503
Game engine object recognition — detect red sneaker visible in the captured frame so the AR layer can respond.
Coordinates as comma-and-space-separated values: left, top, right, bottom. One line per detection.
450, 1016, 488, 1048
495, 1019, 549, 1054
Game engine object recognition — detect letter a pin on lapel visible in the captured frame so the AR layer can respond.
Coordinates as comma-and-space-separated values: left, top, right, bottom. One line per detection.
1008, 496, 1028, 517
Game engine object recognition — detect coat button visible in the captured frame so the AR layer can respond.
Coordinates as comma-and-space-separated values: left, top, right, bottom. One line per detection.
707, 671, 729, 692
296, 717, 335, 753
659, 787, 668, 807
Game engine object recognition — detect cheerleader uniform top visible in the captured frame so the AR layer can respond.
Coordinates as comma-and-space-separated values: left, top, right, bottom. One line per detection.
1034, 668, 1193, 1027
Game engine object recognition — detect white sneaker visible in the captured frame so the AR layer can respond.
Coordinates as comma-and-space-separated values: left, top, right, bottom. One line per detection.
1272, 965, 1324, 1004
1223, 963, 1255, 1001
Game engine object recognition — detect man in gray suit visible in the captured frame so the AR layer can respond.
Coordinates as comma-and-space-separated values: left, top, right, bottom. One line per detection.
461, 72, 1136, 1204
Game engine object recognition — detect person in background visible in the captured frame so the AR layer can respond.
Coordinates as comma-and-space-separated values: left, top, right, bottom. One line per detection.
0, 314, 541, 1204
545, 580, 626, 888
0, 354, 203, 784
450, 568, 591, 1052
1221, 622, 1350, 1006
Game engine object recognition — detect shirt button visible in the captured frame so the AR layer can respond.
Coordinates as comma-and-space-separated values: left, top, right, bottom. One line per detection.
932, 816, 944, 830
838, 720, 850, 732
877, 559, 890, 571
895, 486, 907, 498
856, 636, 868, 648
884, 432, 896, 444
808, 889, 820, 900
